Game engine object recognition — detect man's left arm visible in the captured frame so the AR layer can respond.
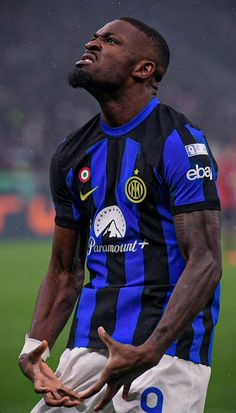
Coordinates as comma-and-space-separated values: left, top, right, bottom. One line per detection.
145, 209, 221, 356
78, 209, 221, 411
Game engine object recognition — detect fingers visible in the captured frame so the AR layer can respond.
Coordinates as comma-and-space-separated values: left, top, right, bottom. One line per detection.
122, 382, 131, 401
63, 399, 81, 407
43, 391, 80, 408
52, 391, 64, 400
60, 385, 81, 401
94, 383, 121, 412
28, 340, 49, 362
44, 392, 70, 407
52, 391, 81, 407
34, 377, 80, 405
78, 374, 107, 400
97, 327, 116, 351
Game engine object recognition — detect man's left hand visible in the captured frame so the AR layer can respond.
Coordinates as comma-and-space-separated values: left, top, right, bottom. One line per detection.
78, 326, 159, 411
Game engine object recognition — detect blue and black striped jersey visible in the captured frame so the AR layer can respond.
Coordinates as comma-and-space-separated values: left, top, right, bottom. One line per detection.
50, 98, 220, 366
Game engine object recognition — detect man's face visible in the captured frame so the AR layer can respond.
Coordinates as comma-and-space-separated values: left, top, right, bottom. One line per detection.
69, 20, 145, 91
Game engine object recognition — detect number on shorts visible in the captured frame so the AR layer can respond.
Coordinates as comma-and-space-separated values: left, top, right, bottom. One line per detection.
140, 386, 163, 413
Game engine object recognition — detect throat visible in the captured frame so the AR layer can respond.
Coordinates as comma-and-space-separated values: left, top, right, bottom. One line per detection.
100, 94, 155, 127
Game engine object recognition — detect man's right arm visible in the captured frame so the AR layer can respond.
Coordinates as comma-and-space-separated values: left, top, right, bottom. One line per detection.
29, 224, 85, 348
18, 222, 88, 407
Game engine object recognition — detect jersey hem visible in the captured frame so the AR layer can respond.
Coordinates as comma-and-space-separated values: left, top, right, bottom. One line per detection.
165, 348, 212, 366
66, 345, 212, 367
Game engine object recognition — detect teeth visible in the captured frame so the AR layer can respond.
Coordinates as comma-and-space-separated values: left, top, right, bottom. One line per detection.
84, 58, 92, 62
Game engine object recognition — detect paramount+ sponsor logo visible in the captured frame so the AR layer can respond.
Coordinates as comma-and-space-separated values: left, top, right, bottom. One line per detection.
186, 164, 213, 181
87, 205, 149, 255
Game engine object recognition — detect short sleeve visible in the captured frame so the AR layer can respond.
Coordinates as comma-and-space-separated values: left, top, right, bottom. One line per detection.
50, 150, 82, 229
162, 126, 220, 215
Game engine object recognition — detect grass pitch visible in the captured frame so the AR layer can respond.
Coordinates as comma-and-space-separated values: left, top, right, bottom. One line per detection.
0, 240, 235, 413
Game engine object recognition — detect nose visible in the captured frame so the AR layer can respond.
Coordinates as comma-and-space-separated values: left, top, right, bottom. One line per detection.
85, 38, 101, 51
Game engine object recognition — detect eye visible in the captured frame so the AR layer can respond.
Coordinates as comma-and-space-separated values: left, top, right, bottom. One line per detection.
104, 37, 119, 45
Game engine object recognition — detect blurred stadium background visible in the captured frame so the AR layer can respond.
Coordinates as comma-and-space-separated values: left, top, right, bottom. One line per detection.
0, 0, 236, 412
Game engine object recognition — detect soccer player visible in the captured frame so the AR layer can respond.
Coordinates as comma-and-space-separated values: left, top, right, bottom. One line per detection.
18, 17, 221, 413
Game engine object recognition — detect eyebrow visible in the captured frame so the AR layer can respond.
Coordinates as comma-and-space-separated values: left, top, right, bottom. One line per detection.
93, 31, 117, 38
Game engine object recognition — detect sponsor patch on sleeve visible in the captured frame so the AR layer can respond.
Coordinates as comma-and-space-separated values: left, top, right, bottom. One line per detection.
185, 143, 208, 157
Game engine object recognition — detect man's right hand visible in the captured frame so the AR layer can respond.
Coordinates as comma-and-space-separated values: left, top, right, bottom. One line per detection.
18, 340, 81, 407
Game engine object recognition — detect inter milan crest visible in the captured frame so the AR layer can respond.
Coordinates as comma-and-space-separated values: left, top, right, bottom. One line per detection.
125, 170, 147, 203
79, 167, 91, 183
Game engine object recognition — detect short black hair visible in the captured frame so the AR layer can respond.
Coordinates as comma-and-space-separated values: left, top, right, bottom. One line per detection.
118, 17, 170, 82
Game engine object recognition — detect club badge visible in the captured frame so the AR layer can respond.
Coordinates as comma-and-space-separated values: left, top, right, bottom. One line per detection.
79, 167, 91, 183
125, 171, 147, 203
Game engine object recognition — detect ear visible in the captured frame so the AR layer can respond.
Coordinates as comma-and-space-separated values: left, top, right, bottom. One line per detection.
131, 60, 156, 80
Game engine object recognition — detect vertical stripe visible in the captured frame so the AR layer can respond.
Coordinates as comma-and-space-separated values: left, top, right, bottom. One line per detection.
155, 191, 185, 285
104, 139, 126, 287
164, 288, 177, 357
155, 169, 185, 356
67, 301, 79, 348
199, 284, 220, 366
117, 138, 144, 285
175, 327, 195, 360
86, 139, 109, 288
87, 139, 126, 346
112, 286, 144, 344
66, 167, 73, 189
199, 305, 213, 365
88, 139, 108, 209
112, 138, 145, 343
208, 284, 221, 365
189, 312, 205, 363
66, 168, 81, 220
75, 140, 108, 346
74, 288, 97, 347
87, 288, 120, 347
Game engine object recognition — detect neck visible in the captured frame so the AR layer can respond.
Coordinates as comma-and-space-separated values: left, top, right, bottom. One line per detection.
98, 88, 156, 127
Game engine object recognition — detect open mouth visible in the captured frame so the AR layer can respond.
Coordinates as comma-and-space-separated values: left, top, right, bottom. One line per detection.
76, 52, 97, 66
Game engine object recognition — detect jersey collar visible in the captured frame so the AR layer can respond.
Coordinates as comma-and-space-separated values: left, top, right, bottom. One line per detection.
100, 97, 159, 137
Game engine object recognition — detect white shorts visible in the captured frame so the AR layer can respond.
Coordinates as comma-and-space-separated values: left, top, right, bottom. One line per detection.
31, 347, 211, 413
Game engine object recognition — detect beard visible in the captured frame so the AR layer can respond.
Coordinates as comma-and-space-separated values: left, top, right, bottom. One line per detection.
68, 67, 93, 89
68, 66, 123, 101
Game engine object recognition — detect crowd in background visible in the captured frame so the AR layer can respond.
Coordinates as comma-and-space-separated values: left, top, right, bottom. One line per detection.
0, 0, 235, 251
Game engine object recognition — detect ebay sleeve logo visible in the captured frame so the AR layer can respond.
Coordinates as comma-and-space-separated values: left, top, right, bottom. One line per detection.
186, 164, 213, 181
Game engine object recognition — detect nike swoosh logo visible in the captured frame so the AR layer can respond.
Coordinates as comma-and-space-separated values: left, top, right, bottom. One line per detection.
80, 186, 98, 201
